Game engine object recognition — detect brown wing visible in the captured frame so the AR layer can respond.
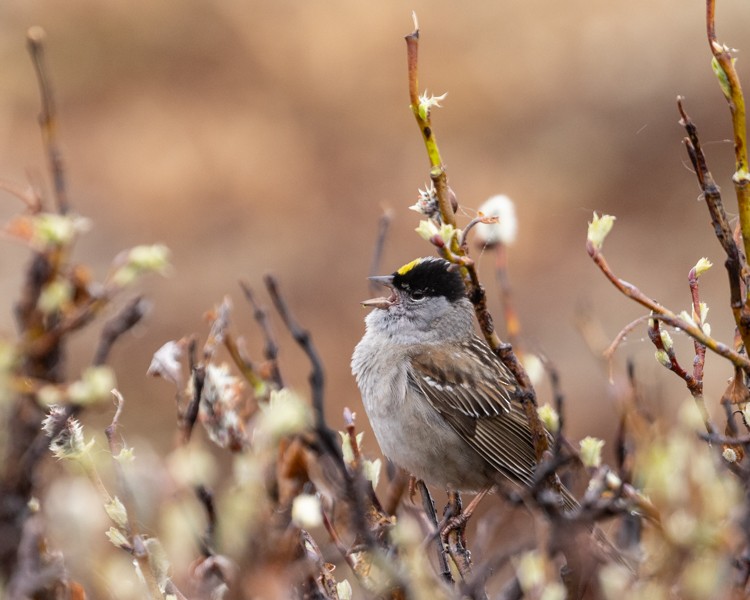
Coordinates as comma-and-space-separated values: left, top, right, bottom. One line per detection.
408, 337, 539, 487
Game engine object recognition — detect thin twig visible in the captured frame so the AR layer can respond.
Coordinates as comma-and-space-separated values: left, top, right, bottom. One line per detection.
183, 338, 204, 443
23, 295, 107, 361
678, 97, 750, 351
368, 210, 393, 295
404, 20, 454, 227
239, 281, 284, 389
603, 315, 651, 361
93, 296, 149, 366
459, 215, 497, 250
462, 540, 536, 600
320, 510, 357, 572
706, 0, 750, 273
647, 315, 714, 432
381, 468, 409, 517
106, 390, 167, 600
687, 265, 708, 386
417, 481, 452, 583
203, 297, 231, 362
263, 275, 380, 553
0, 178, 41, 211
195, 485, 216, 557
264, 275, 328, 438
587, 240, 750, 374
223, 332, 266, 399
14, 252, 53, 339
26, 27, 68, 215
700, 431, 750, 446
546, 358, 566, 458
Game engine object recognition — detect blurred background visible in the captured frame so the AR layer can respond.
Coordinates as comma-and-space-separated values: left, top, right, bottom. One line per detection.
0, 0, 749, 582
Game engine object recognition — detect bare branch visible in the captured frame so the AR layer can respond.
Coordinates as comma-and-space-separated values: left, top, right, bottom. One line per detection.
367, 209, 392, 295
93, 296, 149, 366
239, 281, 284, 389
26, 27, 68, 215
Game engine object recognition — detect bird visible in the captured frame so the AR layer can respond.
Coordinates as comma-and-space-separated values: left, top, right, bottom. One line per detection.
351, 256, 576, 510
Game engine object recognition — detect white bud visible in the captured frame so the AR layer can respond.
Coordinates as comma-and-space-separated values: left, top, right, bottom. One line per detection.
587, 212, 616, 250
68, 366, 117, 406
37, 385, 64, 407
362, 458, 382, 489
291, 494, 323, 529
516, 551, 545, 592
475, 194, 518, 246
678, 310, 697, 327
336, 580, 353, 600
537, 404, 560, 434
105, 527, 132, 550
654, 349, 671, 368
339, 431, 364, 465
114, 447, 136, 464
256, 389, 312, 443
37, 279, 73, 315
693, 257, 713, 277
540, 583, 567, 600
699, 302, 709, 323
110, 244, 171, 287
579, 436, 604, 468
605, 470, 622, 490
105, 496, 129, 529
27, 497, 40, 513
417, 90, 447, 120
438, 223, 459, 246
415, 219, 439, 241
723, 447, 738, 463
522, 353, 544, 387
32, 213, 90, 248
659, 329, 673, 351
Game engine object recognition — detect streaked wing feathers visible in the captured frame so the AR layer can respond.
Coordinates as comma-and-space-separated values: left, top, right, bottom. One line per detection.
408, 336, 539, 486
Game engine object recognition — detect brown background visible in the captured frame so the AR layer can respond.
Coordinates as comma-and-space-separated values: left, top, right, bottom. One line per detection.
1, 1, 749, 472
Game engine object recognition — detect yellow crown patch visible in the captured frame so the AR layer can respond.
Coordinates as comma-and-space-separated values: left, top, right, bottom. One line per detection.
396, 258, 423, 276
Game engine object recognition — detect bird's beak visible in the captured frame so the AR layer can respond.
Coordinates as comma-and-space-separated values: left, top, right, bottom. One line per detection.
361, 275, 396, 309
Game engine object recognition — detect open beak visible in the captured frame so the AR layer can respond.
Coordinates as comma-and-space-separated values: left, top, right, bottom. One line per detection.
361, 275, 396, 309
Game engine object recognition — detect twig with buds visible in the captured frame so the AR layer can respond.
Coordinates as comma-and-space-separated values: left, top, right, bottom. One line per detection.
706, 0, 750, 271
587, 213, 750, 375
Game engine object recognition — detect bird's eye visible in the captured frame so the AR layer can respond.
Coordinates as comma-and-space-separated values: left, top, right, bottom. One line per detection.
411, 291, 425, 301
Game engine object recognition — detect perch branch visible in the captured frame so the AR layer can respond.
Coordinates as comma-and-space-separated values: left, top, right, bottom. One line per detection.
404, 19, 549, 475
